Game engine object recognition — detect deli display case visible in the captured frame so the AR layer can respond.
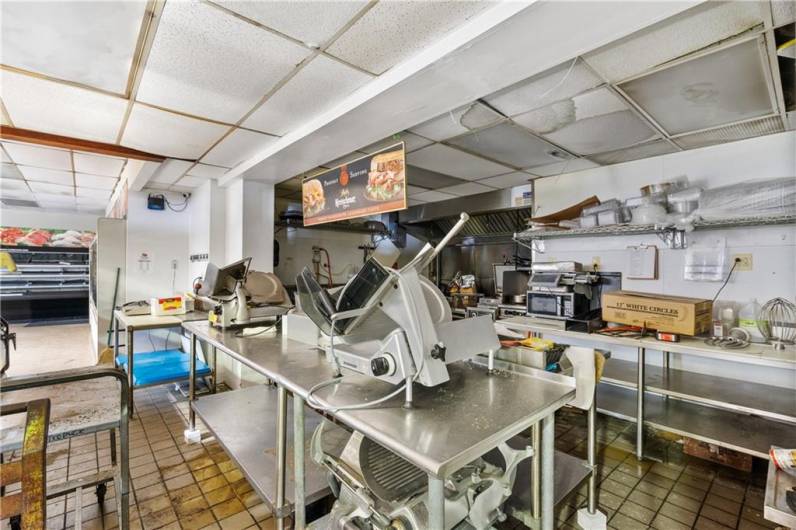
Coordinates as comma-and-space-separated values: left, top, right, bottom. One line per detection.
0, 245, 90, 322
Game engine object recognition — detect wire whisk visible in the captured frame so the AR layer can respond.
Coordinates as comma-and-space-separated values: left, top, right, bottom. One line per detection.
758, 297, 796, 350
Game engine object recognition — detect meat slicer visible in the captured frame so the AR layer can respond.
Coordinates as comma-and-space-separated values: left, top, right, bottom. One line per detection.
294, 213, 500, 408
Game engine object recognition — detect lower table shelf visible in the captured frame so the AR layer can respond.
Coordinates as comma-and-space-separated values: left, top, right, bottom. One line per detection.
596, 383, 796, 459
116, 349, 211, 387
191, 384, 346, 511
601, 358, 796, 423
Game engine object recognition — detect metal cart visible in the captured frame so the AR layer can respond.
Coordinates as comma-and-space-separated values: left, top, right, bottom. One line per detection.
0, 366, 130, 529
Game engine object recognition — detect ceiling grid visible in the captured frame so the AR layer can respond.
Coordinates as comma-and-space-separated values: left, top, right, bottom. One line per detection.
1, 0, 793, 211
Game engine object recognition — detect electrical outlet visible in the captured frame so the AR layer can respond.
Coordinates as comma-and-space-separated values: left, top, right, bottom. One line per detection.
732, 253, 753, 271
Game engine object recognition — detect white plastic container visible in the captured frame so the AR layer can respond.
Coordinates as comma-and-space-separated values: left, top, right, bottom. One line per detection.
738, 298, 766, 342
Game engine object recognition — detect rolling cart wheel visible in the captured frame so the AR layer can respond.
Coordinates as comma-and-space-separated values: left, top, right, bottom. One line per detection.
10, 515, 21, 530
96, 482, 107, 506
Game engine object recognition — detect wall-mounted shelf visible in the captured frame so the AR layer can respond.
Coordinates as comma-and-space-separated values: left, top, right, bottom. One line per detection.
514, 213, 796, 242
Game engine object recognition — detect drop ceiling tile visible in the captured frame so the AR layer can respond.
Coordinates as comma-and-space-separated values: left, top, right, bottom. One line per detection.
122, 104, 229, 159
584, 1, 767, 83
149, 159, 194, 185
1, 2, 147, 93
408, 144, 511, 181
0, 71, 127, 143
673, 116, 784, 150
448, 122, 574, 168
485, 59, 604, 117
407, 185, 429, 196
436, 182, 495, 197
76, 195, 108, 206
202, 128, 279, 168
477, 172, 533, 189
75, 173, 118, 190
589, 140, 678, 166
514, 88, 658, 155
173, 175, 206, 188
0, 188, 34, 200
2, 142, 72, 170
411, 103, 504, 141
327, 1, 489, 74
28, 182, 74, 196
76, 187, 112, 200
1, 163, 24, 180
1, 147, 11, 163
216, 1, 368, 47
136, 1, 312, 124
244, 55, 372, 136
325, 151, 367, 169
410, 190, 456, 203
619, 38, 774, 135
406, 165, 466, 189
526, 158, 601, 177
187, 163, 228, 179
0, 178, 30, 192
19, 167, 74, 186
362, 132, 433, 154
37, 193, 76, 204
73, 152, 125, 177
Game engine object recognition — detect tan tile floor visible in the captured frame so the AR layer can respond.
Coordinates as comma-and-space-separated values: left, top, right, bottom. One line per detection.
1, 387, 778, 530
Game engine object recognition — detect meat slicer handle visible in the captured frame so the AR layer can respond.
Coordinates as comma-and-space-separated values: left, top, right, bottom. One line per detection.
432, 212, 470, 258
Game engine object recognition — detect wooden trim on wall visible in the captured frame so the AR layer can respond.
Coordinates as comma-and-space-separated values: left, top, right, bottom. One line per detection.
0, 126, 168, 162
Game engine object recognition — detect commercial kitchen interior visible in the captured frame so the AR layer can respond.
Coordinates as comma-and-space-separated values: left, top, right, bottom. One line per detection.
0, 1, 795, 529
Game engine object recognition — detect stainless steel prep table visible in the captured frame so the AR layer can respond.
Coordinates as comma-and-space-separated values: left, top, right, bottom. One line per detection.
113, 310, 208, 417
183, 320, 576, 530
497, 316, 796, 460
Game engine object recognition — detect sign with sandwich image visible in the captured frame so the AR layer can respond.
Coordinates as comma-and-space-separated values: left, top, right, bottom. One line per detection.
302, 143, 406, 226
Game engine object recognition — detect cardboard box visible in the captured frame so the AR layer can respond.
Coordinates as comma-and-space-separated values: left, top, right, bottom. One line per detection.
601, 290, 712, 336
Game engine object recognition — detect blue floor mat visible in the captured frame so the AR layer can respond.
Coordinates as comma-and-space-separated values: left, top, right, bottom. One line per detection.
116, 349, 211, 387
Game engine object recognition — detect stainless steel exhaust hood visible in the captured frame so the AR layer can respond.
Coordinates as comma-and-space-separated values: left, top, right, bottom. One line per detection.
398, 188, 533, 244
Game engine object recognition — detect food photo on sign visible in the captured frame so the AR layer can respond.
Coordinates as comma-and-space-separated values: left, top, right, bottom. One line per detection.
0, 226, 96, 248
302, 143, 406, 226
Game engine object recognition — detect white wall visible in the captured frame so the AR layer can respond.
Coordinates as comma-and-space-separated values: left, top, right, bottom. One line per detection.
224, 179, 244, 266
0, 207, 99, 231
125, 190, 191, 302
242, 181, 275, 272
189, 180, 226, 281
532, 131, 796, 388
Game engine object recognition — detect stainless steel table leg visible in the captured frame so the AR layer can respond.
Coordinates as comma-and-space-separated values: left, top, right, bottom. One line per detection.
636, 347, 645, 460
531, 421, 541, 520
428, 475, 445, 529
276, 386, 288, 530
113, 317, 119, 366
293, 395, 306, 530
662, 350, 670, 403
119, 371, 130, 529
210, 345, 217, 394
587, 397, 597, 514
189, 333, 197, 430
127, 328, 134, 418
541, 413, 555, 530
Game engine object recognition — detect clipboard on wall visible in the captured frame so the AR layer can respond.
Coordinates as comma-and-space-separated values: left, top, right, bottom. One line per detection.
627, 245, 658, 280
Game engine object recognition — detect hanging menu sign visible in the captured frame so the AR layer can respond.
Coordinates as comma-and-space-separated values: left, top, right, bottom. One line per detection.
302, 142, 406, 226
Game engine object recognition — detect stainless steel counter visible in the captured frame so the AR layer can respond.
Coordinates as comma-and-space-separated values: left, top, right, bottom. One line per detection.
498, 316, 796, 461
183, 320, 576, 530
183, 321, 576, 478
